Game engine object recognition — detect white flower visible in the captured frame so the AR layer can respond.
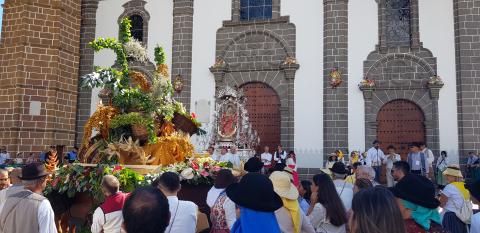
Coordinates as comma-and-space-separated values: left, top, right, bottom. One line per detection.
159, 77, 168, 87
123, 39, 148, 63
180, 168, 194, 180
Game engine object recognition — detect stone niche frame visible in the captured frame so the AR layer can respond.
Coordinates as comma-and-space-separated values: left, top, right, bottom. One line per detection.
118, 0, 150, 46
362, 50, 442, 155
210, 2, 298, 150
361, 0, 443, 155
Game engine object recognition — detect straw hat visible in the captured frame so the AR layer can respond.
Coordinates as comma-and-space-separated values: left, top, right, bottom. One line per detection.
269, 171, 299, 200
443, 164, 463, 178
283, 167, 294, 180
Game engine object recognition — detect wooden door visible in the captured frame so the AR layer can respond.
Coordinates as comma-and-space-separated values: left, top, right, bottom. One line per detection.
241, 82, 281, 151
377, 99, 425, 160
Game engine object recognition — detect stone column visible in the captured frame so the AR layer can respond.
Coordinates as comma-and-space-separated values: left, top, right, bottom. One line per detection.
75, 0, 99, 147
281, 63, 299, 150
209, 66, 227, 95
172, 0, 194, 111
323, 0, 349, 156
0, 0, 82, 154
454, 0, 480, 160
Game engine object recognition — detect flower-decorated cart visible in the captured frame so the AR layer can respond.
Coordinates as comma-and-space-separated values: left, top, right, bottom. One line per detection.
45, 18, 229, 232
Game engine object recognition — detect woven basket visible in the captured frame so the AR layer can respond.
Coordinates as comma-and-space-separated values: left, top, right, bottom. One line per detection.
154, 116, 165, 136
172, 113, 198, 135
131, 124, 149, 141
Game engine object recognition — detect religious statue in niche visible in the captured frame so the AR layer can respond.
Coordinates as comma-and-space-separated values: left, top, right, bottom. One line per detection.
219, 104, 238, 139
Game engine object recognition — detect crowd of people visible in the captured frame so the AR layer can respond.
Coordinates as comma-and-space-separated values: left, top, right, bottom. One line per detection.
0, 141, 478, 233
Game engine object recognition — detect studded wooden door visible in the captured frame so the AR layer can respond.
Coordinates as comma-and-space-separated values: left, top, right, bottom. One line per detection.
377, 99, 425, 160
241, 82, 281, 151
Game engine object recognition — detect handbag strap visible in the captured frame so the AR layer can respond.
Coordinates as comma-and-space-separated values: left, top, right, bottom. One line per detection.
339, 180, 347, 197
166, 200, 180, 233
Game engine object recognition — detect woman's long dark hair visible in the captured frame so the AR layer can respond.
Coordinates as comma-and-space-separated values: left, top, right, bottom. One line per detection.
312, 173, 348, 227
300, 180, 312, 203
351, 186, 406, 233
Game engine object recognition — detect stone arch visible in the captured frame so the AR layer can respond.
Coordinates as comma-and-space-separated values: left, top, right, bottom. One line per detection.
366, 53, 436, 78
369, 90, 432, 122
364, 90, 439, 156
118, 0, 151, 46
376, 99, 426, 159
218, 29, 294, 60
223, 71, 287, 107
213, 70, 294, 149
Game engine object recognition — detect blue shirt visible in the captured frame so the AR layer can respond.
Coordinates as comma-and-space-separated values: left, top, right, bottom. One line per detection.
468, 156, 479, 165
298, 197, 309, 214
67, 151, 77, 162
39, 152, 46, 162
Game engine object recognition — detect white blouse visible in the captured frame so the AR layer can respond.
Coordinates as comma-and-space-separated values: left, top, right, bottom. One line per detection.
308, 203, 346, 233
286, 158, 297, 171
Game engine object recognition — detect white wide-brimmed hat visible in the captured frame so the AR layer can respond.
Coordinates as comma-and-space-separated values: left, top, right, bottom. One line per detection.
269, 171, 298, 200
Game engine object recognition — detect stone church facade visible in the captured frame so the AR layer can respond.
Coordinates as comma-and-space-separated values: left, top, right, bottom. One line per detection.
0, 0, 479, 169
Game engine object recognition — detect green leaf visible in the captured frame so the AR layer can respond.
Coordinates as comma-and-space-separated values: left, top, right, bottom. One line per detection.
119, 18, 132, 44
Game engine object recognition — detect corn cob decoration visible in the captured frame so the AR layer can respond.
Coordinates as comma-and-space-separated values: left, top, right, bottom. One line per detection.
45, 152, 59, 173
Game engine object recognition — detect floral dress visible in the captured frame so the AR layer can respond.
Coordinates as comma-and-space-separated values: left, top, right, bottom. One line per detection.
210, 192, 230, 233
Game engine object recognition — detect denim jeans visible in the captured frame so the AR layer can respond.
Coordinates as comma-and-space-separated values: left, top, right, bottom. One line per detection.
373, 166, 381, 183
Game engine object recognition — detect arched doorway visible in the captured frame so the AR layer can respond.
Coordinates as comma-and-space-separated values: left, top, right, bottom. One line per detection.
377, 99, 426, 160
241, 82, 281, 151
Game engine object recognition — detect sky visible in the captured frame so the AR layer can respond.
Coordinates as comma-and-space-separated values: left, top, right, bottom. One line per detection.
0, 0, 3, 37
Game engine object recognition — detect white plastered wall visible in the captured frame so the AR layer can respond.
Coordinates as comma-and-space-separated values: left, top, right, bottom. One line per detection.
419, 0, 459, 162
348, 0, 378, 153
283, 0, 324, 168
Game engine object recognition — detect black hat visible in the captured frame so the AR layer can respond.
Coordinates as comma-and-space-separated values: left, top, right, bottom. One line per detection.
389, 174, 440, 209
330, 162, 348, 175
226, 173, 283, 212
244, 157, 263, 173
373, 140, 381, 144
466, 180, 480, 202
19, 163, 50, 180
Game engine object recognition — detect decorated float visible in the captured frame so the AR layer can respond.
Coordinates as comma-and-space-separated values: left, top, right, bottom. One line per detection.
45, 18, 232, 232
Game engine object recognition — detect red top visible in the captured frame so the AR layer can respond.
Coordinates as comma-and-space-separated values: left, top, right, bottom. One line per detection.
100, 192, 129, 214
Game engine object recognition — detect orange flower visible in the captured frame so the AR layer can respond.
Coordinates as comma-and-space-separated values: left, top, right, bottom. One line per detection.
129, 71, 151, 92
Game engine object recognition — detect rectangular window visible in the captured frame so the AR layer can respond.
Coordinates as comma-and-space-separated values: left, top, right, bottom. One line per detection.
385, 0, 411, 45
240, 0, 273, 21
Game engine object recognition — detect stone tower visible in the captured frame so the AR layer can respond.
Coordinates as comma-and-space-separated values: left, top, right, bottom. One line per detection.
0, 0, 82, 154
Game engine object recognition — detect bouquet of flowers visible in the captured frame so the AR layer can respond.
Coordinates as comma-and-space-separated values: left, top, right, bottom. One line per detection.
45, 164, 147, 203
428, 75, 444, 85
359, 77, 376, 88
329, 68, 343, 88
156, 157, 231, 186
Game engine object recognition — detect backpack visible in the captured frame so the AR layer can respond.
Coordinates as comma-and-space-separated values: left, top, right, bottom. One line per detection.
454, 198, 472, 224
452, 184, 473, 224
